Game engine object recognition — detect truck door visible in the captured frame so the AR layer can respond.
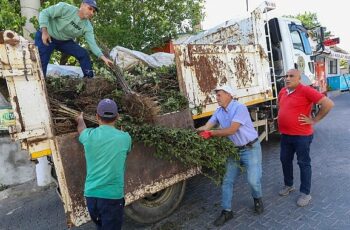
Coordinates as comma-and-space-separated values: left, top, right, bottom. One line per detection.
289, 23, 315, 84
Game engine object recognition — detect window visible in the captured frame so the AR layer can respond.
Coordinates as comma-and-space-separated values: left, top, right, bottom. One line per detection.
328, 59, 337, 74
291, 31, 304, 52
289, 24, 312, 55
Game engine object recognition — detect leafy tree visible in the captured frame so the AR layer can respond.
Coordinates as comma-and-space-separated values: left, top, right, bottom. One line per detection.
284, 12, 332, 39
94, 0, 204, 52
0, 0, 26, 33
40, 0, 204, 53
340, 59, 348, 70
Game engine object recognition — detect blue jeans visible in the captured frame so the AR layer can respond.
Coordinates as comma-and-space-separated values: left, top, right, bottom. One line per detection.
34, 30, 94, 78
86, 197, 125, 230
222, 141, 263, 210
280, 134, 313, 195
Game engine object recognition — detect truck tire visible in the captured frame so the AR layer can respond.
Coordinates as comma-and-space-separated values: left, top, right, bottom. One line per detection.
124, 180, 186, 224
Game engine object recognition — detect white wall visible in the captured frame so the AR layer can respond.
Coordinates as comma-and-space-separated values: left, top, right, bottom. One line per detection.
0, 136, 35, 185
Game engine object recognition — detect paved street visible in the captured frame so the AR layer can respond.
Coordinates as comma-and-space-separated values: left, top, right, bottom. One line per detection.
0, 92, 350, 230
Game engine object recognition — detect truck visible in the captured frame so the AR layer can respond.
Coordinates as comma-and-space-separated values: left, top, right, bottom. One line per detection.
0, 1, 324, 227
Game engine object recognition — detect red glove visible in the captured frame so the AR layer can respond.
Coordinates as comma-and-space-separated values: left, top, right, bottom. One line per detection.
199, 130, 212, 139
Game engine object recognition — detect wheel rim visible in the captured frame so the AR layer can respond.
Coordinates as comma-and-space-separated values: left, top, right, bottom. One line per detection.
139, 186, 173, 207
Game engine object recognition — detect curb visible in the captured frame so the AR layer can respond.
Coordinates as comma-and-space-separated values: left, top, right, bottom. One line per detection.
0, 179, 55, 201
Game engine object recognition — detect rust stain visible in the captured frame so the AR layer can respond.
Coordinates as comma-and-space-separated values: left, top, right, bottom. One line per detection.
28, 44, 37, 62
186, 45, 228, 94
227, 45, 237, 51
13, 96, 25, 132
248, 33, 255, 42
0, 31, 4, 44
6, 32, 14, 39
257, 44, 267, 60
28, 138, 50, 147
233, 53, 255, 88
220, 76, 228, 85
203, 95, 213, 104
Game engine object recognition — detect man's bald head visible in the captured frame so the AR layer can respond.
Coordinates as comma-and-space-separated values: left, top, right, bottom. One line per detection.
284, 69, 302, 90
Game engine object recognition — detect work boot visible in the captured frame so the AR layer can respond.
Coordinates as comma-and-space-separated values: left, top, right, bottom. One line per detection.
254, 198, 264, 214
213, 210, 233, 227
254, 198, 264, 215
279, 185, 295, 196
297, 193, 312, 207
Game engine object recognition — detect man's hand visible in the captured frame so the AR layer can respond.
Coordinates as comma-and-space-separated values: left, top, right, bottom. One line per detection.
298, 114, 315, 125
41, 28, 52, 46
76, 112, 84, 122
199, 130, 212, 139
76, 112, 87, 134
101, 55, 113, 67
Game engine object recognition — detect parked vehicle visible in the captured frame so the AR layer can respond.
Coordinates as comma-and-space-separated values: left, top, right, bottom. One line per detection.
174, 1, 324, 139
0, 1, 324, 227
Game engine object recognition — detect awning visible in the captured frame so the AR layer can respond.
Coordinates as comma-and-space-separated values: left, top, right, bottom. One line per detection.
323, 48, 350, 60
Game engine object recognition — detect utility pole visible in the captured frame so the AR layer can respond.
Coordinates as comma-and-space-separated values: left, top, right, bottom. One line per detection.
20, 0, 53, 186
20, 0, 40, 40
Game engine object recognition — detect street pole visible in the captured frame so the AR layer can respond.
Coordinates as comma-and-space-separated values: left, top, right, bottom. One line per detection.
20, 0, 52, 186
20, 0, 40, 40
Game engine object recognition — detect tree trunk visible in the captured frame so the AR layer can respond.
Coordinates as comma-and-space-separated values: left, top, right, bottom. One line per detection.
20, 0, 41, 40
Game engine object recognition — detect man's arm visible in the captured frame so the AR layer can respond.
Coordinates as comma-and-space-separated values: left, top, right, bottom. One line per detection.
299, 97, 334, 125
196, 121, 216, 131
41, 27, 52, 45
84, 28, 113, 67
211, 122, 241, 137
39, 3, 70, 45
76, 112, 87, 134
197, 121, 241, 137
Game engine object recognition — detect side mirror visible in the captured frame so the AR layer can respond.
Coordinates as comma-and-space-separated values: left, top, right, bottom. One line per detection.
314, 27, 325, 52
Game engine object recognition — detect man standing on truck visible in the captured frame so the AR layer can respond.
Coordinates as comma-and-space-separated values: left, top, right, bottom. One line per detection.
76, 98, 131, 230
197, 85, 264, 227
36, 0, 113, 78
278, 69, 334, 207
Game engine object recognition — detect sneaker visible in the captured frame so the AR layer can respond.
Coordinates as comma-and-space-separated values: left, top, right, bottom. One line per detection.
254, 198, 264, 214
279, 185, 295, 196
297, 193, 312, 207
213, 210, 233, 227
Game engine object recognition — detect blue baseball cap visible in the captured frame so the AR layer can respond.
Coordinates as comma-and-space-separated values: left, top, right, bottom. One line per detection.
83, 0, 98, 12
97, 99, 118, 118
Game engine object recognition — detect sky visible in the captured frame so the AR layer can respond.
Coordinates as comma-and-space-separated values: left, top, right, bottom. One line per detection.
202, 0, 349, 51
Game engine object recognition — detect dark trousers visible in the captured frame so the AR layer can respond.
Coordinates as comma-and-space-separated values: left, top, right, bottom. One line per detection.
34, 30, 94, 78
86, 197, 125, 230
280, 134, 313, 195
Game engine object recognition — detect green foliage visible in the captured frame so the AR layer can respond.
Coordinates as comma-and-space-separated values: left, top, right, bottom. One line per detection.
39, 0, 204, 52
92, 0, 205, 52
124, 64, 188, 113
340, 59, 348, 69
0, 0, 26, 33
117, 118, 239, 183
0, 183, 9, 191
284, 12, 332, 39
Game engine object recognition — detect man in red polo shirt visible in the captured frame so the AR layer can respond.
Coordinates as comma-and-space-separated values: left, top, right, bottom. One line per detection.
277, 69, 334, 207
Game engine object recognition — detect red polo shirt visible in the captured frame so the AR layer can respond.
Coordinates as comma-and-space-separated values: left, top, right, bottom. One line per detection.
278, 84, 324, 135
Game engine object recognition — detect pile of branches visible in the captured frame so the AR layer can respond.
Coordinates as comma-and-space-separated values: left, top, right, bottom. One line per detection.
46, 64, 188, 134
46, 65, 239, 181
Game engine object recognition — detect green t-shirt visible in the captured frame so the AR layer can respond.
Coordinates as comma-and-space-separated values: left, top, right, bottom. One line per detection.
79, 125, 132, 199
39, 2, 103, 57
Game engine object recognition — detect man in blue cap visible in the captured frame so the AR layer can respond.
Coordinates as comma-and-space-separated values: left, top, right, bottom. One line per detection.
36, 1, 113, 78
76, 98, 132, 230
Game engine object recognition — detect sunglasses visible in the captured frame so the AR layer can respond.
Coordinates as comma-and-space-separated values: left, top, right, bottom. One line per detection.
284, 74, 295, 78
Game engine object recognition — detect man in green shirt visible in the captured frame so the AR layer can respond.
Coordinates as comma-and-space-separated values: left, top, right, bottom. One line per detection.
76, 98, 132, 229
35, 0, 113, 78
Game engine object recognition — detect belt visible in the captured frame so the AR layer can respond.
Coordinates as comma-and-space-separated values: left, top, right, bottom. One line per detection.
237, 138, 258, 150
